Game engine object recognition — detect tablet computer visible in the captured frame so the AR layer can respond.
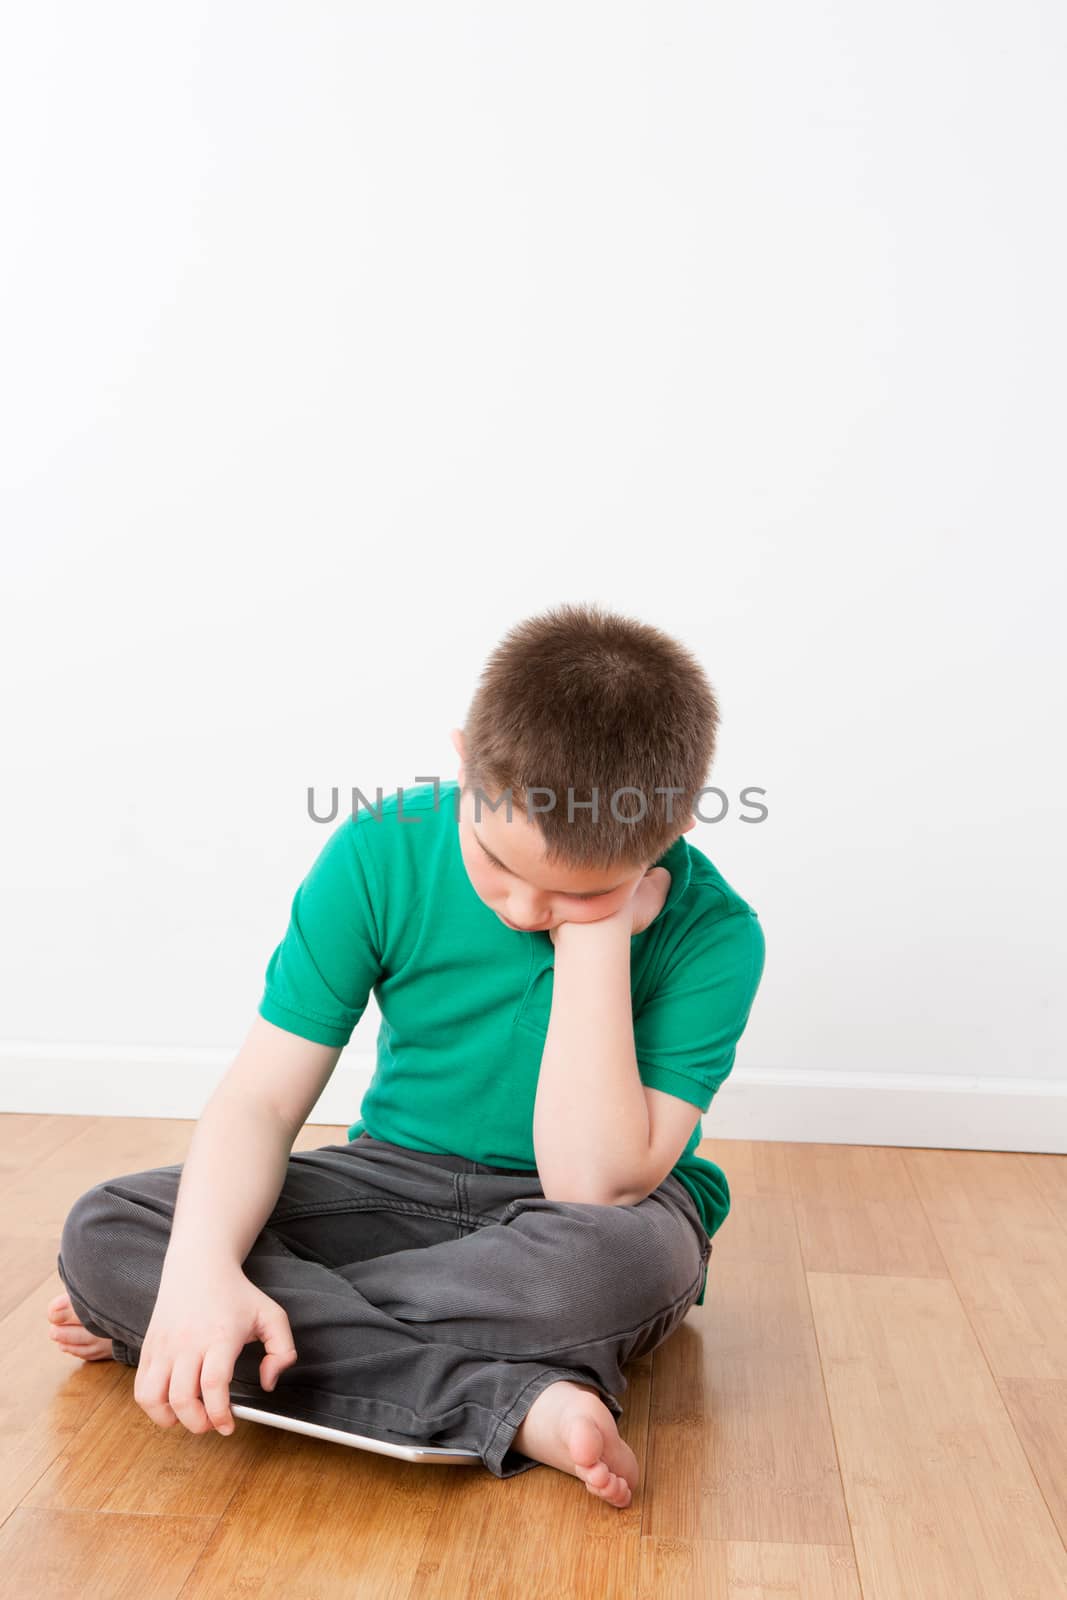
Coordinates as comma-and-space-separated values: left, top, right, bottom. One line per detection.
229, 1401, 483, 1464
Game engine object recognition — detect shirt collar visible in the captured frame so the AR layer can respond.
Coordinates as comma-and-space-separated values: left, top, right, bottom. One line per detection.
652, 830, 692, 915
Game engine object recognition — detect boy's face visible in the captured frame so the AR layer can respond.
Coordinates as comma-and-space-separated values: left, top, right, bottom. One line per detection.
450, 727, 685, 934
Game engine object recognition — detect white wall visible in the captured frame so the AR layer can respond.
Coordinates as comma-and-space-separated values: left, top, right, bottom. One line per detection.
2, 4, 1064, 1146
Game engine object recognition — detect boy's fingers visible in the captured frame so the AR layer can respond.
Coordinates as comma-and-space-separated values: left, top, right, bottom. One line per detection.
134, 1361, 179, 1428
200, 1350, 237, 1433
260, 1345, 298, 1390
168, 1352, 215, 1434
258, 1310, 298, 1390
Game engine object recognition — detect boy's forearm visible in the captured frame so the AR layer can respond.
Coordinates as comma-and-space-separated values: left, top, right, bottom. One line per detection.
532, 917, 651, 1204
162, 1091, 295, 1278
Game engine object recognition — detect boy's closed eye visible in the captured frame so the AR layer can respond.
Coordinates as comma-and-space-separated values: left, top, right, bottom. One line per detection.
479, 841, 621, 903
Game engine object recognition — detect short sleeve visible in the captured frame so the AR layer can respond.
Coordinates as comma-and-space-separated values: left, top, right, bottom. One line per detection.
258, 818, 384, 1048
632, 909, 766, 1112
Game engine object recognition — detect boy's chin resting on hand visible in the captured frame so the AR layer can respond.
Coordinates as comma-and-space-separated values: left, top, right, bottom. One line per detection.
548, 866, 671, 946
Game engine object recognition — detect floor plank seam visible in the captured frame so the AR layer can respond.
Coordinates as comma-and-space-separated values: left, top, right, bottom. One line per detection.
791, 1193, 871, 1600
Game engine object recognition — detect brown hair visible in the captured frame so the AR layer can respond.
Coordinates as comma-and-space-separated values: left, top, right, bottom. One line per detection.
461, 601, 720, 869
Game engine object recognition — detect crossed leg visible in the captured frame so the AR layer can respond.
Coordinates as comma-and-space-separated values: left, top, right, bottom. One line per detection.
52, 1146, 707, 1492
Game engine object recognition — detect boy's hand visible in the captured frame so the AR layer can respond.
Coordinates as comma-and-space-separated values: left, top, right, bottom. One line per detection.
133, 1259, 299, 1437
549, 866, 671, 946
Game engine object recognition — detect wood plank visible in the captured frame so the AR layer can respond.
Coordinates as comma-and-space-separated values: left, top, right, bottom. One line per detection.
638, 1536, 861, 1598
0, 1118, 192, 1336
170, 1426, 456, 1599
699, 1136, 793, 1200
22, 1363, 260, 1518
0, 1113, 94, 1192
1019, 1152, 1067, 1234
1, 1114, 194, 1239
904, 1147, 1067, 1548
903, 1148, 1067, 1380
786, 1143, 949, 1278
0, 1506, 217, 1599
647, 1193, 853, 1546
0, 1266, 126, 1522
404, 1355, 652, 1599
808, 1270, 1067, 1600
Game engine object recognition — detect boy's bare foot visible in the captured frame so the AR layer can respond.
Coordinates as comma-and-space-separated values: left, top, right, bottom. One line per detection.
46, 1292, 115, 1361
510, 1379, 639, 1507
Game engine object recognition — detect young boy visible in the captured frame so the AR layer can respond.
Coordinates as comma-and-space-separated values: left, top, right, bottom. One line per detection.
49, 602, 765, 1506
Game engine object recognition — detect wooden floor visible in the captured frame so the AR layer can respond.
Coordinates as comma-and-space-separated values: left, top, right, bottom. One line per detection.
1, 1115, 1065, 1599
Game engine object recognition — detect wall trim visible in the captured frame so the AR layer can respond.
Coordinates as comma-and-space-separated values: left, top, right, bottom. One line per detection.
0, 1043, 1063, 1153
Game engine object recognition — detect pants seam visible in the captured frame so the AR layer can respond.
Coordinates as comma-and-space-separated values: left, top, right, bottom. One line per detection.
453, 1170, 469, 1234
269, 1196, 475, 1228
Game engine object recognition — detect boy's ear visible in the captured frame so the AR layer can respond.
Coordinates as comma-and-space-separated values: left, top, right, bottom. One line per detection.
679, 813, 696, 836
449, 726, 466, 787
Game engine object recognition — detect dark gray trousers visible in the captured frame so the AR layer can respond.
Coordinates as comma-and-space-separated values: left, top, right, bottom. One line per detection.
56, 1131, 711, 1478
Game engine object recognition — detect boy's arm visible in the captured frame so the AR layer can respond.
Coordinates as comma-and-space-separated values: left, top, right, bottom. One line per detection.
532, 917, 698, 1205
165, 1016, 343, 1273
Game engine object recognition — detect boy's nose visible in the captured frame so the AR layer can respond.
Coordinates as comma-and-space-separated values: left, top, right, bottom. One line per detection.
504, 905, 551, 931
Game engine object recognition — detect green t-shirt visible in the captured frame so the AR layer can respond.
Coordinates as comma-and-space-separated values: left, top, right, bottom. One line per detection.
258, 780, 765, 1307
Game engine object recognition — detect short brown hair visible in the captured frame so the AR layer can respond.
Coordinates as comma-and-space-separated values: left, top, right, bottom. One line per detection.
461, 602, 719, 869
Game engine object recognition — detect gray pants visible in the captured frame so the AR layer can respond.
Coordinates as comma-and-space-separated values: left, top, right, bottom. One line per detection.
56, 1132, 711, 1478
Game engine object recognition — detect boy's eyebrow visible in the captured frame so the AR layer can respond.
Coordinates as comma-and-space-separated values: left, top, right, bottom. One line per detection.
471, 826, 627, 896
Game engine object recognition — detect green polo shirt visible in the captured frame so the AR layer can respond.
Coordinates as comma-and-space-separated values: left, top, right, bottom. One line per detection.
258, 779, 765, 1307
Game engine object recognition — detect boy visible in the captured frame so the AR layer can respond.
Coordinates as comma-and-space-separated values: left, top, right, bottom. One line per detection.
49, 602, 765, 1506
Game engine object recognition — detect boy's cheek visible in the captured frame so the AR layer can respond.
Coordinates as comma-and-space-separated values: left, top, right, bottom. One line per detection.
555, 898, 621, 926
550, 898, 633, 941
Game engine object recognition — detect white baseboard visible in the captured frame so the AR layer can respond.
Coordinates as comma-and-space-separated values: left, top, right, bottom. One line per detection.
0, 1044, 1063, 1154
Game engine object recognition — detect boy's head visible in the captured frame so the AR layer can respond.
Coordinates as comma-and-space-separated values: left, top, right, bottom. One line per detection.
450, 602, 718, 933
